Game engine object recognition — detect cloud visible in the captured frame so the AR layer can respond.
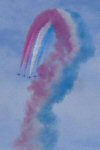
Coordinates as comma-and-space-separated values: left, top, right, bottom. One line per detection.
51, 1, 100, 149
0, 0, 99, 149
0, 45, 30, 148
54, 55, 100, 150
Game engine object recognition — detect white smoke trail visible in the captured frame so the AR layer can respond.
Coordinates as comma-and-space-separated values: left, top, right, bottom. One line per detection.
29, 22, 51, 76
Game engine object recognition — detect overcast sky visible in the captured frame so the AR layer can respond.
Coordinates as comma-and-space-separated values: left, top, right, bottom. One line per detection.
0, 0, 100, 150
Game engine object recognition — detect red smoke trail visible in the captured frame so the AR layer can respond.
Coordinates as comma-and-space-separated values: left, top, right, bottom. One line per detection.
14, 9, 79, 150
20, 9, 78, 71
15, 63, 62, 150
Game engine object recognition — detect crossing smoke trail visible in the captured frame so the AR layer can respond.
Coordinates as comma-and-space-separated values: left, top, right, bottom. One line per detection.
14, 9, 94, 150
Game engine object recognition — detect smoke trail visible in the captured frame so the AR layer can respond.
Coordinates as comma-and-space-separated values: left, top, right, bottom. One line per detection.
38, 11, 95, 150
20, 9, 80, 74
14, 9, 94, 150
30, 22, 51, 76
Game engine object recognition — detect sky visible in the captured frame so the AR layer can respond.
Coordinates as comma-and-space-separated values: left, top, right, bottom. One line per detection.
0, 0, 100, 150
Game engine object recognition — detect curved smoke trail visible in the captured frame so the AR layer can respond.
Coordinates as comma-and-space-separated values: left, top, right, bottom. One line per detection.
14, 9, 94, 150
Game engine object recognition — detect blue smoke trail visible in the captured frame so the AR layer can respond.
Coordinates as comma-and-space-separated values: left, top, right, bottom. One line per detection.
37, 25, 56, 66
38, 11, 95, 150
